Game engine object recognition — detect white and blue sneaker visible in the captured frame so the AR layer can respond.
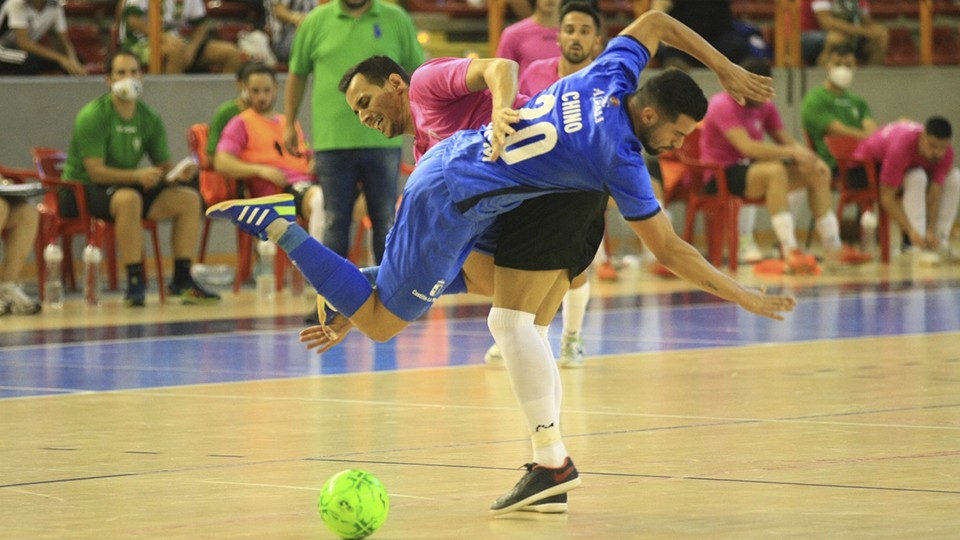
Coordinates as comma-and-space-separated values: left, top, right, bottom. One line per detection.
205, 193, 296, 240
558, 332, 584, 368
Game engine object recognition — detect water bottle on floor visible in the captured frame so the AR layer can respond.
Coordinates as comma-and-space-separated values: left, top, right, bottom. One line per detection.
82, 245, 103, 307
256, 240, 276, 300
43, 244, 64, 309
860, 210, 878, 255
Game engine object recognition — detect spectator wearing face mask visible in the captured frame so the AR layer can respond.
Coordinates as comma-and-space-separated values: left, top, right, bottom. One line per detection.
62, 49, 220, 307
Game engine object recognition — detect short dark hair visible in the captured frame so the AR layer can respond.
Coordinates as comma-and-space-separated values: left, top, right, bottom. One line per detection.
241, 61, 275, 83
560, 1, 601, 31
338, 56, 410, 93
740, 56, 772, 78
825, 43, 856, 58
106, 48, 142, 74
636, 68, 708, 122
926, 116, 953, 139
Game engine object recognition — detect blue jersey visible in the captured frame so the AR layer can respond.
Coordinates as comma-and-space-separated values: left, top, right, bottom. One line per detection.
438, 35, 661, 222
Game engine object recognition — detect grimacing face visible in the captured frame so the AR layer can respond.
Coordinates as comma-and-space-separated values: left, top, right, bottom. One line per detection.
244, 73, 277, 114
345, 73, 407, 138
637, 111, 698, 155
558, 11, 599, 65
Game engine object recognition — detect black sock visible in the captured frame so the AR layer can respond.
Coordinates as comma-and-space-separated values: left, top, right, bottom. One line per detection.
173, 258, 192, 286
127, 263, 145, 291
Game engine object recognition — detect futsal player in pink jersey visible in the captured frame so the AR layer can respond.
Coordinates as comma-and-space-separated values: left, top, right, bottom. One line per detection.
854, 117, 959, 257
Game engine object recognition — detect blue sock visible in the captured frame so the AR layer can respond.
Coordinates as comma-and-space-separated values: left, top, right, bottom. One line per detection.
278, 224, 372, 317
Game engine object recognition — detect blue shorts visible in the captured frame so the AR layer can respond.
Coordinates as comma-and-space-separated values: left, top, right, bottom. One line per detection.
376, 149, 493, 322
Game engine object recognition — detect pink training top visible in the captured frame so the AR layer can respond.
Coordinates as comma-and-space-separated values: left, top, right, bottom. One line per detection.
217, 114, 314, 184
519, 56, 560, 96
495, 17, 560, 73
700, 92, 785, 167
408, 57, 529, 162
853, 121, 955, 188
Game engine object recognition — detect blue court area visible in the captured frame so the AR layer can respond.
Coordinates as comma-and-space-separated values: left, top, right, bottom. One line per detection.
2, 281, 958, 399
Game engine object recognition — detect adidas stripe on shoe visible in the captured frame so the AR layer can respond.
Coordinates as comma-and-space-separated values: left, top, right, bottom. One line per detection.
205, 194, 297, 240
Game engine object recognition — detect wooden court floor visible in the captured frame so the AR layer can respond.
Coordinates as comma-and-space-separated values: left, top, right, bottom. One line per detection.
2, 258, 960, 539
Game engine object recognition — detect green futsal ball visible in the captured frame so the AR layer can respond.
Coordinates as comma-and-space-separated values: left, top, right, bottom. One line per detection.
318, 469, 390, 540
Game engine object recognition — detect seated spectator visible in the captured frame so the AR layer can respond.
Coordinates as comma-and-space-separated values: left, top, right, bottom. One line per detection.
801, 0, 889, 66
496, 0, 560, 73
0, 175, 41, 315
61, 49, 220, 306
267, 0, 316, 63
651, 0, 769, 69
700, 58, 869, 271
0, 0, 87, 75
207, 61, 255, 164
119, 0, 245, 74
802, 43, 878, 169
853, 118, 960, 258
214, 62, 324, 240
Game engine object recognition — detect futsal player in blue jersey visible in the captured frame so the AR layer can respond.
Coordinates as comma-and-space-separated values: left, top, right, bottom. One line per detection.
208, 9, 796, 515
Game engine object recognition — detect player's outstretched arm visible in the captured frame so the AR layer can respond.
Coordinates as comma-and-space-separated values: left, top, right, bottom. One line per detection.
465, 58, 521, 161
621, 11, 774, 106
630, 213, 796, 320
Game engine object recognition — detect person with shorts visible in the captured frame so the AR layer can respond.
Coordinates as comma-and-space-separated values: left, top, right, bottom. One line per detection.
207, 10, 795, 514
800, 0, 889, 66
62, 49, 220, 307
214, 62, 324, 239
0, 0, 87, 75
701, 57, 870, 271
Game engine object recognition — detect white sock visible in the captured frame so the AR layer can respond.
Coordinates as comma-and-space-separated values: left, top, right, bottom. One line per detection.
739, 205, 757, 236
937, 168, 960, 243
561, 281, 590, 336
902, 168, 928, 238
307, 189, 325, 240
488, 308, 566, 467
536, 324, 563, 417
770, 211, 798, 252
816, 212, 843, 253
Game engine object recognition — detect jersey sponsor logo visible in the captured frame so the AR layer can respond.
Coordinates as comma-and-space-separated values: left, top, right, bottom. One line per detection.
592, 88, 607, 124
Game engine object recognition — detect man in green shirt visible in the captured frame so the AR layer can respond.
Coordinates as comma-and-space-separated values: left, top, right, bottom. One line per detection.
63, 49, 220, 307
282, 0, 424, 265
802, 43, 877, 171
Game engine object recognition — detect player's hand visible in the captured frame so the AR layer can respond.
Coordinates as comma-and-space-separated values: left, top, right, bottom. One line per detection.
716, 62, 774, 106
299, 317, 355, 353
488, 106, 520, 162
258, 165, 288, 187
174, 163, 198, 182
136, 167, 164, 188
61, 57, 88, 76
283, 125, 302, 157
738, 286, 796, 321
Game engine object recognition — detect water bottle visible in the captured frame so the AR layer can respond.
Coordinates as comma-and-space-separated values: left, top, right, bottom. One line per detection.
43, 244, 64, 309
82, 244, 103, 307
860, 210, 878, 255
256, 240, 276, 300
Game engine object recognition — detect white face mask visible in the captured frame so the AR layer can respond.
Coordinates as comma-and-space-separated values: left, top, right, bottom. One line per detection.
111, 78, 143, 101
827, 66, 854, 89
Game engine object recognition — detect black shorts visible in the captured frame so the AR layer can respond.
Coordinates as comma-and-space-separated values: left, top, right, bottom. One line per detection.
58, 183, 176, 221
706, 164, 749, 196
478, 191, 608, 280
286, 180, 315, 218
833, 165, 869, 189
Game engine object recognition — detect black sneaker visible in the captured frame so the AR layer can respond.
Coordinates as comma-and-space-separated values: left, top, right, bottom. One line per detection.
490, 457, 581, 516
169, 280, 221, 305
518, 493, 568, 514
124, 283, 146, 307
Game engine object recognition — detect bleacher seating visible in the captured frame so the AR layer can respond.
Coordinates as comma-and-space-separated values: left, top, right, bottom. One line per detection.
885, 27, 919, 65
67, 23, 107, 74
933, 25, 960, 64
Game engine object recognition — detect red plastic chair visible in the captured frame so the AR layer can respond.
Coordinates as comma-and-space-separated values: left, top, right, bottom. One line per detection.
31, 147, 166, 302
660, 125, 766, 271
823, 135, 891, 263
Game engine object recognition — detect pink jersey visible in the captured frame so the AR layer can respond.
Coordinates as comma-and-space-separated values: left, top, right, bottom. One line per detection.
408, 57, 529, 162
854, 121, 955, 188
495, 17, 560, 73
519, 56, 560, 96
701, 92, 785, 167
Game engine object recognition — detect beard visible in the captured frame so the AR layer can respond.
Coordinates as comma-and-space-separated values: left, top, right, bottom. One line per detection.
562, 45, 589, 65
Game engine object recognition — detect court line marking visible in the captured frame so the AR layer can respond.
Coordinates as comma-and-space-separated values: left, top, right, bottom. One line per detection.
198, 479, 437, 500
